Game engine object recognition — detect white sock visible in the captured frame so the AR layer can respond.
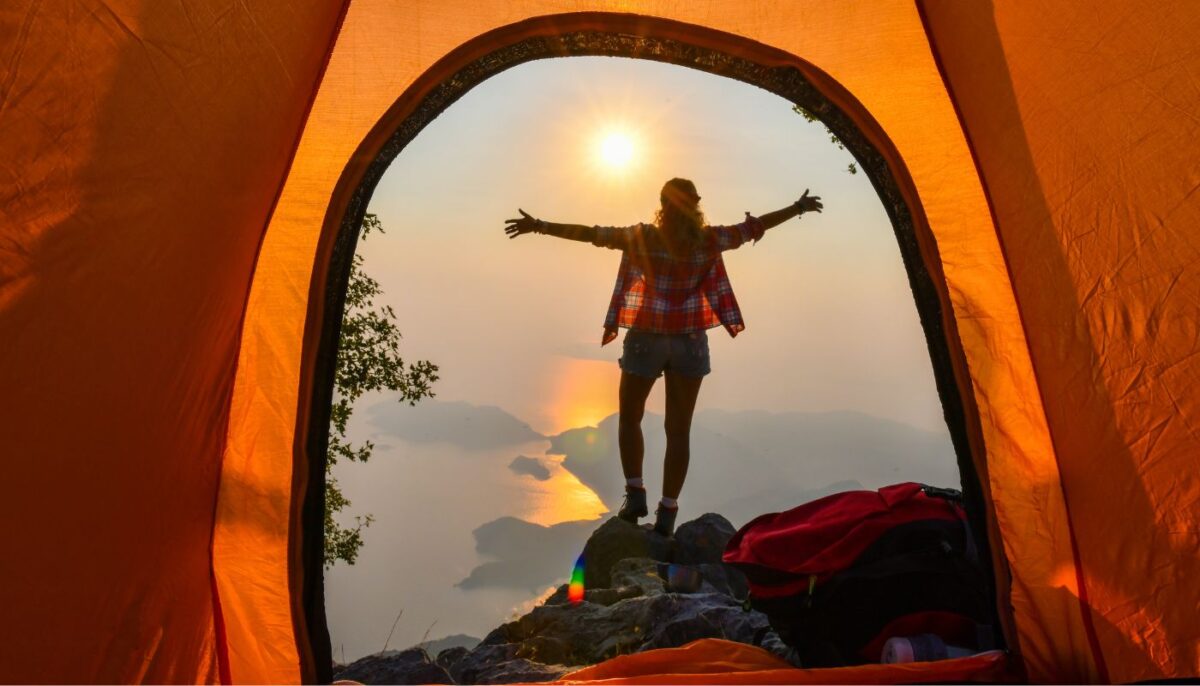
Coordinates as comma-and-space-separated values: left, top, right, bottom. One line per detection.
659, 497, 678, 509
626, 478, 644, 490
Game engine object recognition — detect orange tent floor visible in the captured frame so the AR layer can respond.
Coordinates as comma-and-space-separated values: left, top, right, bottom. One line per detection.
556, 639, 1012, 684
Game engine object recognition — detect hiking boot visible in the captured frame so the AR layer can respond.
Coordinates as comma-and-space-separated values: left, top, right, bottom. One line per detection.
653, 504, 679, 537
617, 487, 648, 523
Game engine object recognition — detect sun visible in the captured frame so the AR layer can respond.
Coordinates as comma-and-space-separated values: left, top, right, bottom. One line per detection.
596, 130, 638, 171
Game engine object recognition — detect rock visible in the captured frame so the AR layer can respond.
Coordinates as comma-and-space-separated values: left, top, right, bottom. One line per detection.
333, 648, 454, 685
475, 590, 769, 668
583, 584, 644, 606
543, 583, 570, 605
515, 634, 573, 663
449, 643, 517, 684
434, 646, 469, 673
580, 517, 672, 589
542, 580, 647, 607
473, 658, 569, 684
609, 558, 667, 596
758, 629, 804, 666
672, 513, 736, 565
639, 600, 771, 652
694, 562, 749, 599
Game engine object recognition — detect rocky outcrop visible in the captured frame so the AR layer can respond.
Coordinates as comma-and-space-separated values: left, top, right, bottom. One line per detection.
454, 514, 791, 680
333, 647, 453, 685
335, 513, 793, 685
482, 583, 770, 666
443, 642, 571, 685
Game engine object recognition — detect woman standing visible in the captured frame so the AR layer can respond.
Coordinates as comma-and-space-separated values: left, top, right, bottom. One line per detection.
505, 178, 822, 536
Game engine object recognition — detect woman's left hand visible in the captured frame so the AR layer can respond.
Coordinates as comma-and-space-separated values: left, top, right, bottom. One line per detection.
504, 209, 541, 239
796, 189, 823, 214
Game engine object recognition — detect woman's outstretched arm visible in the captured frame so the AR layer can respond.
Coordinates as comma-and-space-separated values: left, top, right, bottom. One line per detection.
504, 209, 597, 242
712, 190, 824, 251
757, 189, 824, 232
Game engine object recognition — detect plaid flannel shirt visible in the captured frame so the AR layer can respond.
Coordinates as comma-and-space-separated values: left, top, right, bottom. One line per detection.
591, 214, 765, 345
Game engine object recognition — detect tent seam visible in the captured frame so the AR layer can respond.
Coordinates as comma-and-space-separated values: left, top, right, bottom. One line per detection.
208, 569, 233, 685
208, 0, 354, 683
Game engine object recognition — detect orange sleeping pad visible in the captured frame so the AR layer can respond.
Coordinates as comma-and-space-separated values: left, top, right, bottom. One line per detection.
557, 639, 1011, 684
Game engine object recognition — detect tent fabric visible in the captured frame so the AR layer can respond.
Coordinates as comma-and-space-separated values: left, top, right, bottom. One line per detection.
920, 3, 1200, 681
557, 639, 1011, 684
0, 1, 345, 683
1, 1, 1197, 684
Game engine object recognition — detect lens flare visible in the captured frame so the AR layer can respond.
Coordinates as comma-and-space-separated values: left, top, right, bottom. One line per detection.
568, 553, 586, 604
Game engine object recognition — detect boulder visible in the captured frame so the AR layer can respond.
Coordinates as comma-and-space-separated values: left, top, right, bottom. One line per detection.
609, 558, 667, 596
579, 517, 671, 589
694, 561, 749, 599
638, 599, 771, 652
333, 648, 454, 685
582, 584, 645, 606
434, 646, 469, 673
472, 658, 569, 684
449, 643, 517, 684
672, 513, 737, 565
542, 583, 570, 606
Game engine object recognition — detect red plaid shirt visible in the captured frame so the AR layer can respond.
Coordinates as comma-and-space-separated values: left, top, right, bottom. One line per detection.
591, 214, 765, 345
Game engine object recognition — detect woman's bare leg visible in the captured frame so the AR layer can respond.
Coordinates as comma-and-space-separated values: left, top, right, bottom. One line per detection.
618, 370, 657, 480
662, 371, 703, 499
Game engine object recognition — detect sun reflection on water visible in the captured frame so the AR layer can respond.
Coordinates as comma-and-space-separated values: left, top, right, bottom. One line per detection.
516, 453, 608, 526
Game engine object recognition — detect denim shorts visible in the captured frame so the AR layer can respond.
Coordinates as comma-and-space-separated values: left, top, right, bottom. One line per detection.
618, 329, 712, 379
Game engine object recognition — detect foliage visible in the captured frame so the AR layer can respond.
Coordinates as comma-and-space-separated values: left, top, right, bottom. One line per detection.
325, 213, 439, 567
793, 105, 858, 175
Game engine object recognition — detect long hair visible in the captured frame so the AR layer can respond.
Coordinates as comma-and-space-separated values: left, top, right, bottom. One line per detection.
654, 178, 706, 256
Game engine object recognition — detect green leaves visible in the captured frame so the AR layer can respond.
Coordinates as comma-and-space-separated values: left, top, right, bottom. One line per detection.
792, 105, 858, 175
324, 475, 374, 567
325, 213, 440, 568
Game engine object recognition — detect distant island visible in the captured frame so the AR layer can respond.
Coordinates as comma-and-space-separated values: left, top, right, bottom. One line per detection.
508, 455, 551, 481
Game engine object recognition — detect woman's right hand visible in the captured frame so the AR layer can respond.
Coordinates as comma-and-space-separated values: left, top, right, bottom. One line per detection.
504, 209, 542, 239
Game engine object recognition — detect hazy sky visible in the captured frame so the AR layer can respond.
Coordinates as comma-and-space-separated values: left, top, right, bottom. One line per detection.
361, 55, 948, 435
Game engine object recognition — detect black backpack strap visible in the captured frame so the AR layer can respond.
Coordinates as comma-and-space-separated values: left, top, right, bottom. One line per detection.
922, 484, 980, 565
920, 484, 963, 502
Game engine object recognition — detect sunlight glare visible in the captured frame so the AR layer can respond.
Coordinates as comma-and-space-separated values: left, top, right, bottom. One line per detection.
546, 356, 619, 435
597, 130, 637, 171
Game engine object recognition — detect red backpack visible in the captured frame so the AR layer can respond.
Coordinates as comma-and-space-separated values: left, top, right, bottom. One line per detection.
722, 482, 994, 666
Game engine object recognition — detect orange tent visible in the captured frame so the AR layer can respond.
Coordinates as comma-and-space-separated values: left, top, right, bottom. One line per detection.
2, 1, 1197, 683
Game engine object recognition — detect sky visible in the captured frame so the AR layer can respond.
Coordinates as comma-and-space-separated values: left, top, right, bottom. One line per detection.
359, 55, 947, 436
326, 55, 957, 661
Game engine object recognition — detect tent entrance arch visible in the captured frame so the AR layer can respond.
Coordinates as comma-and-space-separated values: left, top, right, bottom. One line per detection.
299, 16, 1004, 683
